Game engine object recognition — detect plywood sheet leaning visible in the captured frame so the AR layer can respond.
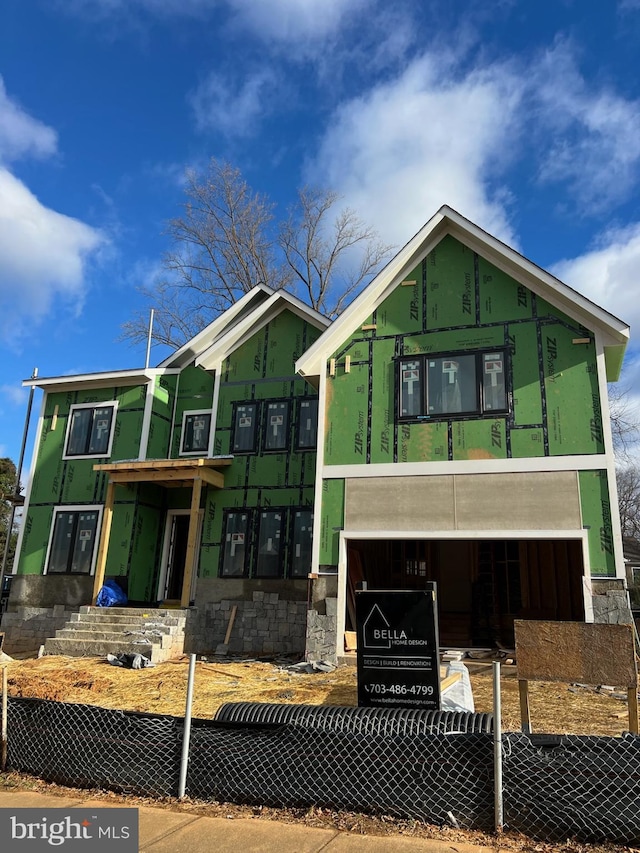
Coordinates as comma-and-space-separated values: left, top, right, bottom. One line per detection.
514, 620, 638, 734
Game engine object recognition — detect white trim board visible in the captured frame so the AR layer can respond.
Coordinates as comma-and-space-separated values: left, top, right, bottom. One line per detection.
321, 455, 610, 479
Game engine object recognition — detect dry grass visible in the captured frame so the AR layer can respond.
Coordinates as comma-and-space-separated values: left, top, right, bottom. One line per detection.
1, 654, 635, 735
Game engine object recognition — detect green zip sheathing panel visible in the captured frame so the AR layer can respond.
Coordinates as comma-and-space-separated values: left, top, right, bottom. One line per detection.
579, 470, 616, 577
510, 322, 543, 425
426, 235, 476, 329
543, 323, 603, 455
15, 506, 52, 574
452, 419, 507, 461
147, 374, 176, 459
196, 309, 319, 580
170, 366, 214, 458
478, 255, 534, 323
376, 270, 423, 334
319, 478, 345, 567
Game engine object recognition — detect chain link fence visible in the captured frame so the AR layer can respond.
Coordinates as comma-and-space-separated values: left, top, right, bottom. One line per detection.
6, 695, 640, 843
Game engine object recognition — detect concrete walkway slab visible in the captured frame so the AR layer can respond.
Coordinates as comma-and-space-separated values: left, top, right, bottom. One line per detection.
141, 815, 339, 853
81, 799, 198, 847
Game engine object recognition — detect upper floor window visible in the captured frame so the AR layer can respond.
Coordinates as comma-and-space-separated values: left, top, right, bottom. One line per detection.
264, 402, 290, 451
296, 399, 318, 450
46, 507, 101, 574
64, 403, 117, 458
399, 350, 507, 420
181, 411, 212, 455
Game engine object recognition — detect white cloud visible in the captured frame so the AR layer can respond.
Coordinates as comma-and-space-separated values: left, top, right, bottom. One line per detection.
531, 43, 640, 211
0, 384, 27, 406
225, 0, 371, 42
0, 83, 105, 346
307, 53, 523, 248
0, 77, 58, 163
0, 169, 105, 344
551, 224, 640, 330
190, 68, 279, 137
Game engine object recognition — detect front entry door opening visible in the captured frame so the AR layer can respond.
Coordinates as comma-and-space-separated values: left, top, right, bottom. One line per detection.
160, 511, 202, 603
346, 538, 586, 648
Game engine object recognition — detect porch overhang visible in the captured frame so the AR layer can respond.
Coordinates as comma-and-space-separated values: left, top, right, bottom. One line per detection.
91, 457, 233, 608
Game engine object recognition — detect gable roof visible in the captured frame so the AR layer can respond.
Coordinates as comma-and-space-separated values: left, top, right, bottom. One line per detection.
159, 283, 275, 368
295, 205, 630, 382
195, 289, 330, 371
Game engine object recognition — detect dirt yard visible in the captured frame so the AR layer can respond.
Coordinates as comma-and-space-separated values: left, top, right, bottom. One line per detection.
1, 653, 635, 735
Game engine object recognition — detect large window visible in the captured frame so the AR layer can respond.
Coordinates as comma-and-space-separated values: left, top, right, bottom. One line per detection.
291, 509, 313, 577
219, 507, 313, 579
65, 403, 116, 458
398, 351, 507, 420
221, 512, 249, 576
232, 403, 258, 453
296, 399, 318, 450
181, 411, 212, 454
264, 402, 290, 451
255, 510, 285, 577
46, 508, 101, 574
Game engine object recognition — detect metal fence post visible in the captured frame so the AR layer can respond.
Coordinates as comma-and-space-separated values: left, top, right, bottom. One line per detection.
178, 654, 196, 798
493, 660, 503, 832
1, 665, 7, 772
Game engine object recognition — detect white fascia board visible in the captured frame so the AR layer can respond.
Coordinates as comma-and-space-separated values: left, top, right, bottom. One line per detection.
296, 205, 629, 378
442, 214, 629, 343
321, 454, 611, 479
21, 367, 176, 391
195, 292, 329, 371
158, 284, 274, 368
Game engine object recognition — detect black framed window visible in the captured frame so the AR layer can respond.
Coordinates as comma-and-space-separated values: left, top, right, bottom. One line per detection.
47, 509, 100, 574
181, 411, 211, 454
65, 404, 116, 457
221, 512, 250, 577
398, 350, 507, 420
296, 398, 318, 449
232, 403, 258, 453
291, 510, 313, 577
264, 401, 290, 451
256, 510, 285, 577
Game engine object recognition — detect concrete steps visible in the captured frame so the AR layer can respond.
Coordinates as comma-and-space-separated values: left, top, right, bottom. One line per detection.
43, 606, 189, 663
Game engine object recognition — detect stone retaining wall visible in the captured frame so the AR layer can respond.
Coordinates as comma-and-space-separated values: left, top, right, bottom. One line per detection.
1, 605, 78, 655
185, 591, 307, 657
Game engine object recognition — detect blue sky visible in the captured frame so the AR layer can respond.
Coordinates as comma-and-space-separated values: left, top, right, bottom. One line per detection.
2, 0, 640, 465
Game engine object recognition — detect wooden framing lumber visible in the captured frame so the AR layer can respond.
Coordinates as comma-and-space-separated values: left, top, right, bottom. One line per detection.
180, 476, 203, 608
91, 479, 116, 604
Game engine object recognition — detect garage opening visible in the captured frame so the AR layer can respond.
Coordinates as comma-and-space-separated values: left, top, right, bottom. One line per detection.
346, 538, 585, 648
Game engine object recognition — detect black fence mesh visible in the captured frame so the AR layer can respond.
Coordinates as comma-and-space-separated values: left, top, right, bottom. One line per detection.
188, 721, 495, 828
502, 732, 640, 845
7, 697, 182, 797
7, 696, 640, 844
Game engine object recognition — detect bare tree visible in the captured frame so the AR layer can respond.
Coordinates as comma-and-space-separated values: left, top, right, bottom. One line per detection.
122, 160, 290, 349
616, 465, 640, 541
608, 381, 640, 461
280, 187, 393, 318
122, 161, 392, 349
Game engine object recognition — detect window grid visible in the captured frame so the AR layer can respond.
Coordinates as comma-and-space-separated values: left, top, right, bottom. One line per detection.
64, 403, 117, 458
398, 350, 507, 421
219, 507, 313, 579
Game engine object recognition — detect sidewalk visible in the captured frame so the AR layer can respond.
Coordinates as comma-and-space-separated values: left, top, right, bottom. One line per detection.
0, 790, 499, 852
